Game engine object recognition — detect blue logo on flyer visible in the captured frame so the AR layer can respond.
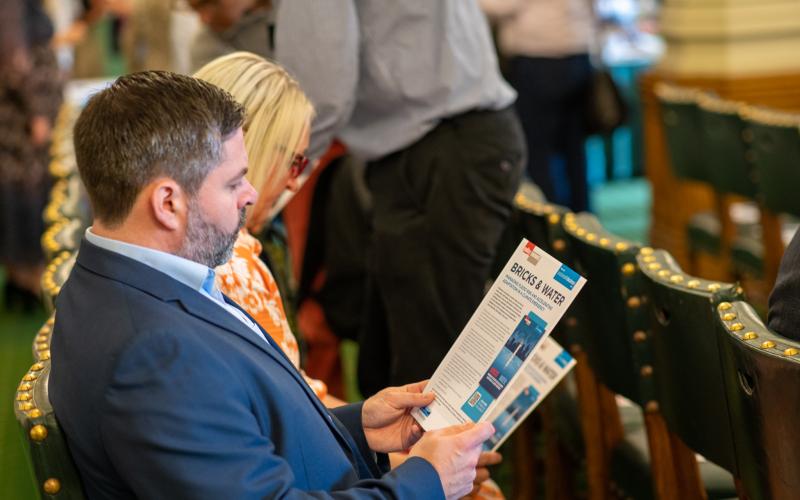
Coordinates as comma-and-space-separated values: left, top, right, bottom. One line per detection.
554, 264, 580, 290
554, 349, 573, 368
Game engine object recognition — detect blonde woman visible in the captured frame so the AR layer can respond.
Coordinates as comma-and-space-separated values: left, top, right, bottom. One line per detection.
193, 51, 337, 403
196, 52, 503, 498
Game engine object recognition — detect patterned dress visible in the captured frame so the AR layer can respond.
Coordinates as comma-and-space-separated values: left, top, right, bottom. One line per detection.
0, 0, 62, 266
216, 229, 328, 399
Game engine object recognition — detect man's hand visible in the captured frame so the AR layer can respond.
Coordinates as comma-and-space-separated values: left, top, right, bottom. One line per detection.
467, 451, 502, 497
362, 380, 435, 453
408, 422, 495, 500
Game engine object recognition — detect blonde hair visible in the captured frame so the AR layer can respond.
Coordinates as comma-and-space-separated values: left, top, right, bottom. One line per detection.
194, 51, 314, 230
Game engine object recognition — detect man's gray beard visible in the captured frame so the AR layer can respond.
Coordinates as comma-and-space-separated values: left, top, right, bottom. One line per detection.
177, 202, 247, 268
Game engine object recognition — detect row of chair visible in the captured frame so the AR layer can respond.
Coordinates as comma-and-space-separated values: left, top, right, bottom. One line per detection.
497, 186, 800, 499
14, 101, 86, 499
654, 83, 800, 304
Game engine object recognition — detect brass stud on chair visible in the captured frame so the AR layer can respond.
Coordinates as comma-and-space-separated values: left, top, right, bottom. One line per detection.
18, 402, 34, 412
43, 478, 61, 495
670, 275, 684, 283
29, 424, 48, 442
615, 242, 629, 252
687, 279, 701, 288
599, 237, 610, 247
658, 270, 671, 278
18, 382, 32, 391
621, 263, 636, 276
16, 393, 32, 402
722, 313, 737, 321
553, 239, 566, 251
627, 296, 641, 308
640, 365, 653, 377
586, 233, 597, 241
28, 408, 43, 419
23, 373, 37, 382
708, 283, 721, 292
576, 228, 586, 237
30, 362, 44, 372
784, 348, 799, 356
548, 213, 560, 225
717, 302, 732, 312
40, 351, 51, 361
633, 331, 647, 343
648, 263, 661, 271
761, 340, 776, 349
729, 323, 745, 331
640, 247, 654, 256
642, 255, 656, 263
645, 401, 659, 412
570, 344, 582, 355
743, 332, 758, 340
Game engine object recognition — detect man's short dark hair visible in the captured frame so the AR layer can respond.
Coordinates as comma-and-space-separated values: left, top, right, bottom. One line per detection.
74, 71, 245, 226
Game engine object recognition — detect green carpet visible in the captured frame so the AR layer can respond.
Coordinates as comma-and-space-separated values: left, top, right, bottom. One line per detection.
0, 269, 45, 499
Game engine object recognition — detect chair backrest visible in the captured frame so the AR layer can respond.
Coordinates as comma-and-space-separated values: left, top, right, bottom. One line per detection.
696, 94, 758, 199
713, 298, 800, 500
14, 317, 86, 499
654, 83, 709, 183
741, 106, 800, 218
563, 212, 651, 404
637, 250, 744, 473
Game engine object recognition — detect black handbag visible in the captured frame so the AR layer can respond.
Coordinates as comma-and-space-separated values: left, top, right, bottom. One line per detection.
585, 67, 628, 136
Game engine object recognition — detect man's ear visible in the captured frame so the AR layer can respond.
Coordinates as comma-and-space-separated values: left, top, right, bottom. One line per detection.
149, 178, 187, 231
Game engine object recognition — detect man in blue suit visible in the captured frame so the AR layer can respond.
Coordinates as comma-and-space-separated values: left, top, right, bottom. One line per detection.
50, 71, 493, 499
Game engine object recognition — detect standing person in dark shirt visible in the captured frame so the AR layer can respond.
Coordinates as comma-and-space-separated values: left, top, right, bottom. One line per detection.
275, 0, 526, 397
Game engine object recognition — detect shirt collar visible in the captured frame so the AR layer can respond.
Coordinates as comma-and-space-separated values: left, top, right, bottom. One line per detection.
85, 228, 211, 293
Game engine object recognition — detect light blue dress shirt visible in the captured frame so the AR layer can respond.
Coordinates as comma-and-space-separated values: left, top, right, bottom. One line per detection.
84, 228, 272, 346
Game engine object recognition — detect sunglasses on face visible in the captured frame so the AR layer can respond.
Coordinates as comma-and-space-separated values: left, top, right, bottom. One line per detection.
290, 154, 310, 179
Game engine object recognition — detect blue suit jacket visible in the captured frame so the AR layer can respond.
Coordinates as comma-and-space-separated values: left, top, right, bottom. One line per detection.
50, 239, 443, 499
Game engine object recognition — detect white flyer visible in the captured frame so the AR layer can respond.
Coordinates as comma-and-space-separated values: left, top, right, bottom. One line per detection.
412, 238, 586, 430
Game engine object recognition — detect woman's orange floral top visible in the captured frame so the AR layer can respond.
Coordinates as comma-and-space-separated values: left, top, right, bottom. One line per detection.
216, 229, 328, 399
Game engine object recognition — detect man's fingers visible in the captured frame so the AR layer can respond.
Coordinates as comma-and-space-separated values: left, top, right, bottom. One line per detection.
474, 466, 490, 485
458, 422, 495, 448
403, 379, 430, 393
476, 451, 502, 467
436, 422, 476, 437
387, 390, 435, 408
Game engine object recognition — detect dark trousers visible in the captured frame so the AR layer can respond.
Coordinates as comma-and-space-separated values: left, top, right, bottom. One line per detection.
357, 106, 526, 396
509, 54, 592, 212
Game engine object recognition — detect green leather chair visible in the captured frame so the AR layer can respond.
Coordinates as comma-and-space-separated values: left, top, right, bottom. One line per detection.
733, 106, 800, 285
688, 95, 761, 268
713, 298, 800, 500
41, 251, 77, 313
15, 318, 86, 499
654, 83, 708, 184
637, 250, 742, 498
564, 212, 667, 500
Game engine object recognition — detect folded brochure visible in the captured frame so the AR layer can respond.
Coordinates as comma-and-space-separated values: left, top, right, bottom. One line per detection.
412, 238, 586, 450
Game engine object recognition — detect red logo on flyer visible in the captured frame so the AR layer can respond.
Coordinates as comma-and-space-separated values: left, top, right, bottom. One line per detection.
523, 242, 536, 255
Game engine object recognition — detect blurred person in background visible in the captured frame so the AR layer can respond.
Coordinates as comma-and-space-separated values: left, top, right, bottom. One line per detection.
275, 0, 526, 401
188, 0, 273, 72
0, 0, 63, 311
482, 0, 595, 212
194, 51, 340, 406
